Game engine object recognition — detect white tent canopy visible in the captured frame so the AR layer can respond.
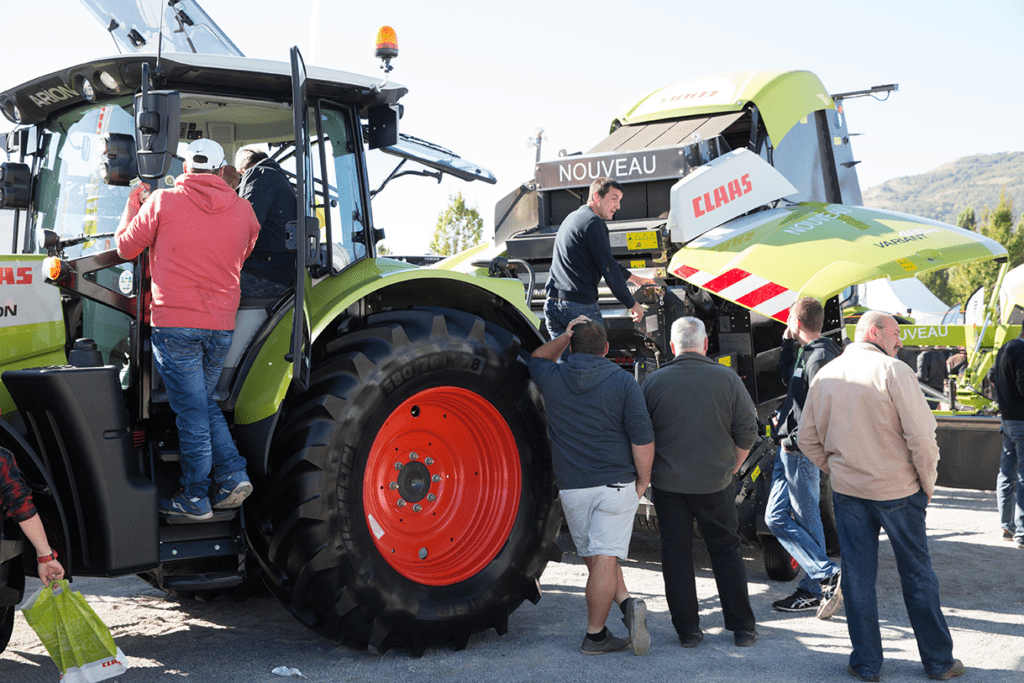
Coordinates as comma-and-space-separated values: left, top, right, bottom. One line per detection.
846, 277, 952, 325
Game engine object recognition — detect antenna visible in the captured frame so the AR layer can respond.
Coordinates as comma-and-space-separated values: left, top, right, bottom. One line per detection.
156, 0, 165, 74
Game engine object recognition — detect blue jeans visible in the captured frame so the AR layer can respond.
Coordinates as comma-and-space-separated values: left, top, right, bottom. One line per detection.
544, 299, 604, 339
652, 485, 755, 636
998, 419, 1024, 541
834, 489, 955, 678
240, 270, 290, 299
765, 447, 839, 596
152, 328, 248, 499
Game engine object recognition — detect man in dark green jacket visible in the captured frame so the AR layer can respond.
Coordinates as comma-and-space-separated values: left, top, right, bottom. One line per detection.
642, 317, 758, 648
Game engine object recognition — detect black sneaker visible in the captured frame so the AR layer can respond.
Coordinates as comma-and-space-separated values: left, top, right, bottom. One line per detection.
772, 588, 820, 612
733, 629, 758, 647
817, 570, 843, 620
580, 629, 630, 655
679, 630, 703, 648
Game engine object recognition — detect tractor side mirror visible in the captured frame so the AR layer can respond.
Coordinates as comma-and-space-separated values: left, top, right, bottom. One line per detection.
134, 88, 181, 181
367, 104, 399, 149
0, 161, 31, 208
100, 133, 139, 186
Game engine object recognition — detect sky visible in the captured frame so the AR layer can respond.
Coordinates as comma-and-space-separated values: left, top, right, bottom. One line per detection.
2, 0, 1022, 254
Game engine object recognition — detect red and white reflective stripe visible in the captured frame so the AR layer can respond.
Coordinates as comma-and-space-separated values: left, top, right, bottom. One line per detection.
672, 264, 796, 322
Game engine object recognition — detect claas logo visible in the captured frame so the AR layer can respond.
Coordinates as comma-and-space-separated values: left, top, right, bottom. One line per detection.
0, 267, 33, 285
692, 174, 753, 218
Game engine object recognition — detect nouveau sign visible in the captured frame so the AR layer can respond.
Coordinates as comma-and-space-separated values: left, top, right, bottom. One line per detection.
535, 148, 688, 190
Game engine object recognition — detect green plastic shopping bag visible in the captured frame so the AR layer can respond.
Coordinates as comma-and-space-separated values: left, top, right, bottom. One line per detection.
21, 579, 127, 682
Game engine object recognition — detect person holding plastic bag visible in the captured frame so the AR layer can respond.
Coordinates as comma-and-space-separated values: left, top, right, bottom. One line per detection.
4, 445, 128, 680
1, 446, 65, 584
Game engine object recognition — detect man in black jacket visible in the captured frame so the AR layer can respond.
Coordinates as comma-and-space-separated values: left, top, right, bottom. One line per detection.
642, 317, 759, 648
994, 330, 1024, 548
236, 148, 297, 298
766, 297, 844, 618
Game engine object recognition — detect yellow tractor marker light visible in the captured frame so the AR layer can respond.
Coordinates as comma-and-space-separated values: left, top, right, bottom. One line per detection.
375, 26, 399, 61
42, 256, 64, 281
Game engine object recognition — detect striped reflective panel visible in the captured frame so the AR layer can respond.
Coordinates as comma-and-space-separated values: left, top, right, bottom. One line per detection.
671, 264, 796, 322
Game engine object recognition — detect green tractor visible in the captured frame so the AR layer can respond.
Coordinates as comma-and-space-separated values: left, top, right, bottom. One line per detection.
0, 6, 560, 656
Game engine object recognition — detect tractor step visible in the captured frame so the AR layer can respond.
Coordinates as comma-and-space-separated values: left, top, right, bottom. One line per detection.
162, 570, 244, 593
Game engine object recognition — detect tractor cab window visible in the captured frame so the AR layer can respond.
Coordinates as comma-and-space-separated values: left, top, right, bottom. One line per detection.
39, 102, 144, 373
312, 104, 368, 271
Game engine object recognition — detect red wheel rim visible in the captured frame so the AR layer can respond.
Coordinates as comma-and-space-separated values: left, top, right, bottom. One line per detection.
363, 386, 522, 586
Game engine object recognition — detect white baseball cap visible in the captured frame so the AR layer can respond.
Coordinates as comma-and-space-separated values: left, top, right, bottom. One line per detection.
184, 138, 226, 171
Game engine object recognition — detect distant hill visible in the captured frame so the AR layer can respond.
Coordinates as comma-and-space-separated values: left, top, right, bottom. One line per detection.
862, 152, 1024, 226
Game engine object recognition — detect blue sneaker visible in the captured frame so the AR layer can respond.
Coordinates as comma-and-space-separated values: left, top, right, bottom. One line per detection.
159, 491, 213, 520
212, 471, 253, 509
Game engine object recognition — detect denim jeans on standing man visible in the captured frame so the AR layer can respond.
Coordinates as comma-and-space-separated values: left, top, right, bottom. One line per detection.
765, 447, 840, 596
833, 489, 955, 679
998, 419, 1024, 542
151, 327, 248, 500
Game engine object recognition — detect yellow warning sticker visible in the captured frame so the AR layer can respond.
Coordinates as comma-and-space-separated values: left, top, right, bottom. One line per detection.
833, 136, 842, 145
896, 257, 917, 272
630, 260, 646, 268
751, 465, 760, 482
627, 232, 658, 250
717, 356, 732, 367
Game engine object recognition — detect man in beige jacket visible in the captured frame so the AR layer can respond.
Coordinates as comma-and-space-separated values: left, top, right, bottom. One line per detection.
800, 312, 963, 682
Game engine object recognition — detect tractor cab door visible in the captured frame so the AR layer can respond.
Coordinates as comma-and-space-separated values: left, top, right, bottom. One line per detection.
286, 47, 314, 392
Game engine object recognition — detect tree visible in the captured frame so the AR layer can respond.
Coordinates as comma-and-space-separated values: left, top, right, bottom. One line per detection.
376, 241, 392, 256
429, 192, 483, 256
943, 191, 1024, 307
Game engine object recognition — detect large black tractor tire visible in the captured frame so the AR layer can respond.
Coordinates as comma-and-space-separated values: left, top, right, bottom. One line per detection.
248, 308, 562, 655
763, 535, 801, 582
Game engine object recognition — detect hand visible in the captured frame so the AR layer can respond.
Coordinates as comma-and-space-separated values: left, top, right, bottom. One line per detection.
629, 302, 645, 322
565, 315, 590, 336
38, 559, 65, 585
635, 481, 647, 501
128, 182, 151, 211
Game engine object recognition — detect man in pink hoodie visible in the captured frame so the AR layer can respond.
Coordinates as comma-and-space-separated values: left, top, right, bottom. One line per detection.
116, 139, 261, 520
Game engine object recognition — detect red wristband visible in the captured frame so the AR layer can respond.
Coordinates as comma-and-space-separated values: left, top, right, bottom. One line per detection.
37, 551, 57, 564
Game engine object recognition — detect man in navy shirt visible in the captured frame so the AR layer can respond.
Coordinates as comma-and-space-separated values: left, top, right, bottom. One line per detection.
544, 178, 653, 341
529, 316, 655, 656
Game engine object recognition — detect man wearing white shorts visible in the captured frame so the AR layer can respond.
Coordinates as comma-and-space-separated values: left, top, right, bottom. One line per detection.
529, 316, 655, 656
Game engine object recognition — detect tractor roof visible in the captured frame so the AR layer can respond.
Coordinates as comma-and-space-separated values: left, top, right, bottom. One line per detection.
614, 70, 834, 147
0, 52, 407, 126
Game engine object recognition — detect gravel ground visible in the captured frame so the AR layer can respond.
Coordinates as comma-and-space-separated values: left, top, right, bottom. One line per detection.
2, 486, 1022, 682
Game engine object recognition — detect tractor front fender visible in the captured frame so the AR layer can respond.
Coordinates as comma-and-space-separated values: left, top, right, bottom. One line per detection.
233, 259, 541, 474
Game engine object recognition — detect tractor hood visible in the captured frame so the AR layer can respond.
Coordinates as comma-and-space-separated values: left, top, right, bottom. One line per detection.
615, 70, 834, 147
668, 204, 1007, 322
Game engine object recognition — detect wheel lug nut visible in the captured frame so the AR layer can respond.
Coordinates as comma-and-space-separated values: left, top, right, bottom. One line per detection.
427, 494, 436, 502
409, 452, 418, 460
432, 474, 441, 482
389, 482, 399, 490
396, 499, 406, 507
425, 457, 434, 465
413, 504, 422, 512
395, 462, 403, 470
